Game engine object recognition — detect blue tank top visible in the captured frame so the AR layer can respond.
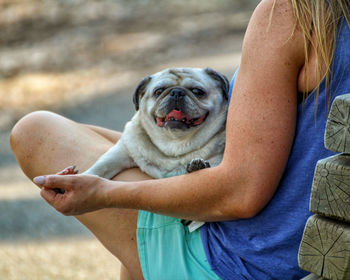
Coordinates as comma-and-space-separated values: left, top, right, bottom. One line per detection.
201, 18, 350, 280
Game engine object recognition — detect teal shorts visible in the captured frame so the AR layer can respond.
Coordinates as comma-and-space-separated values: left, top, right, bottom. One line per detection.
137, 210, 221, 280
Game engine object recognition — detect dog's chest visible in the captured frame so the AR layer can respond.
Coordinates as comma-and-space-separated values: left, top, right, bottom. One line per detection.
121, 116, 225, 179
123, 137, 211, 178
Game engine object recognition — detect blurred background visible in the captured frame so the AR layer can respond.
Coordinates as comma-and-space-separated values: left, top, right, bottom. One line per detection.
0, 0, 258, 279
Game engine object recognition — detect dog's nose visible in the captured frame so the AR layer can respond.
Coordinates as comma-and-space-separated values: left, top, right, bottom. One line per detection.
170, 88, 185, 99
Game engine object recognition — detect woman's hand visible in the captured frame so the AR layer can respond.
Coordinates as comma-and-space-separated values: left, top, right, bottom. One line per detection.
33, 172, 111, 216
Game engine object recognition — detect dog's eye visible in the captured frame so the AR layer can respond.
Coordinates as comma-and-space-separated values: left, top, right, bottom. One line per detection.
191, 88, 206, 96
154, 88, 164, 97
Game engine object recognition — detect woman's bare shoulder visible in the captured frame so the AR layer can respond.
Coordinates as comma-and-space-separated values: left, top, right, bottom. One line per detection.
243, 0, 305, 64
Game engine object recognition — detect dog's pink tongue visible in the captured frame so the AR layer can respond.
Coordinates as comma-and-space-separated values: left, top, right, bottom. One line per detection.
166, 110, 186, 120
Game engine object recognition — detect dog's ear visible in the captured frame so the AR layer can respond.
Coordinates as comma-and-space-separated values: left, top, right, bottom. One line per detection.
204, 68, 230, 100
133, 76, 152, 111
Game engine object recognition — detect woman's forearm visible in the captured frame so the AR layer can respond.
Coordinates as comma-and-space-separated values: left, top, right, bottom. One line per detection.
105, 164, 265, 221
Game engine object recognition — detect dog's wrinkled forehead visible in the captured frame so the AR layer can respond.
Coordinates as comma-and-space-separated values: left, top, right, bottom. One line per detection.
150, 68, 207, 88
133, 67, 229, 110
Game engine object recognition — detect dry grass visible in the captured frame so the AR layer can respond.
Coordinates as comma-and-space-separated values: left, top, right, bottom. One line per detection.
0, 238, 121, 280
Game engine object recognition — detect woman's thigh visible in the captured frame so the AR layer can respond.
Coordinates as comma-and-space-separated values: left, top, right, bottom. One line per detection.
10, 111, 149, 279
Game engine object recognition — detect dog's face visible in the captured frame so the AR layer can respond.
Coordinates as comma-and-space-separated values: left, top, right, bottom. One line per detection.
133, 67, 229, 155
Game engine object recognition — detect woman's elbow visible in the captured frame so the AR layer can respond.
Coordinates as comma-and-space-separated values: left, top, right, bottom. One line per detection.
215, 176, 271, 220
219, 197, 263, 220
208, 164, 276, 221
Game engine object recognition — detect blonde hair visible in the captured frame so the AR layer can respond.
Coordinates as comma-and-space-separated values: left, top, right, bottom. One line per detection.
290, 0, 350, 107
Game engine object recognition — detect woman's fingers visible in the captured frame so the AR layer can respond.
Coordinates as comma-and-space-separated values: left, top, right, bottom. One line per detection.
33, 174, 76, 189
33, 175, 45, 185
34, 174, 106, 216
40, 187, 62, 206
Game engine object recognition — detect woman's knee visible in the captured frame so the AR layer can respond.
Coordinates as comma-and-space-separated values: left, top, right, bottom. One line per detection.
9, 110, 76, 179
10, 111, 59, 154
10, 110, 117, 179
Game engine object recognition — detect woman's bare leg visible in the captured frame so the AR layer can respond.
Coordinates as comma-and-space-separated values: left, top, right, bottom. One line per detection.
10, 111, 150, 280
120, 264, 135, 280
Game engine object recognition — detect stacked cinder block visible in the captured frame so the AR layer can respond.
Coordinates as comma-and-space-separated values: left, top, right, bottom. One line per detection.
299, 94, 350, 280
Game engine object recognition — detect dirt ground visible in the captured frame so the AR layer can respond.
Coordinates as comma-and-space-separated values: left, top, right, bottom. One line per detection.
0, 0, 258, 279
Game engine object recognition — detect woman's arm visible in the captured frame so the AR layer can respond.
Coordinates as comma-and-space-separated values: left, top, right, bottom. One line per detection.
38, 0, 306, 221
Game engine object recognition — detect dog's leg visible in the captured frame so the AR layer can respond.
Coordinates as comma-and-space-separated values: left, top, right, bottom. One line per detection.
83, 140, 136, 179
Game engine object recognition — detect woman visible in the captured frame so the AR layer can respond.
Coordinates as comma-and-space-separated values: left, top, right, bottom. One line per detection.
10, 0, 350, 279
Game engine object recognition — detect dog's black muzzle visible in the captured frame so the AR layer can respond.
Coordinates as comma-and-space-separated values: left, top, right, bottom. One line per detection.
168, 87, 186, 110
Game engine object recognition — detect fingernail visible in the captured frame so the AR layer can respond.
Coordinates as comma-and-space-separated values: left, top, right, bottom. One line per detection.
33, 176, 45, 185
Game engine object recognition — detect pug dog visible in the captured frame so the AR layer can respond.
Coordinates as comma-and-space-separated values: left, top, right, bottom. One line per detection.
66, 67, 229, 230
82, 67, 228, 178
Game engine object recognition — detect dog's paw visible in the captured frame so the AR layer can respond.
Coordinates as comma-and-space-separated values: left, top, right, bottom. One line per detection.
57, 165, 79, 175
186, 158, 210, 173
